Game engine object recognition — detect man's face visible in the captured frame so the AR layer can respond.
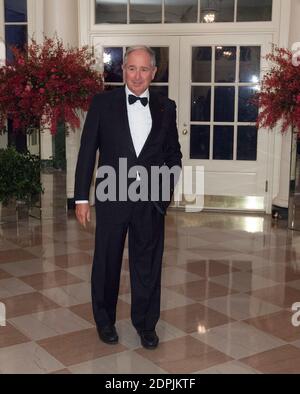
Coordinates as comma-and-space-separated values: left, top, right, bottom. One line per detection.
123, 49, 157, 96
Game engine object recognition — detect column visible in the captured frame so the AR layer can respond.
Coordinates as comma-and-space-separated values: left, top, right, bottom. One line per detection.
43, 0, 80, 205
272, 0, 300, 217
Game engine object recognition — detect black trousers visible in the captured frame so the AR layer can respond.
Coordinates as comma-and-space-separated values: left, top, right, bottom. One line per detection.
91, 201, 165, 332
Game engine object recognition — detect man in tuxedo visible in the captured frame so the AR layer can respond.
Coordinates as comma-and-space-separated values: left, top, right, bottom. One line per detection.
74, 46, 182, 349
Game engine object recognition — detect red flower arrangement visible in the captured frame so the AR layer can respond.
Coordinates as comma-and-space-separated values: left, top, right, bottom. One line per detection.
255, 46, 300, 134
0, 37, 103, 135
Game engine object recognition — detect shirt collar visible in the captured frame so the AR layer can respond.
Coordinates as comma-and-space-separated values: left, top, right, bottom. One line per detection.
125, 85, 149, 99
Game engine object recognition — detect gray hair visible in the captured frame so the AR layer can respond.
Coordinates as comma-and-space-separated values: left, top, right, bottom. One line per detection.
123, 46, 156, 68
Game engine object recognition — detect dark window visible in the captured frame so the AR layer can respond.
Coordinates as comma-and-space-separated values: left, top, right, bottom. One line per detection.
190, 125, 210, 160
213, 126, 234, 160
5, 0, 27, 22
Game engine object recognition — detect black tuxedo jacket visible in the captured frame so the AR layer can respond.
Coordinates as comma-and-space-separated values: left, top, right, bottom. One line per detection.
74, 87, 182, 222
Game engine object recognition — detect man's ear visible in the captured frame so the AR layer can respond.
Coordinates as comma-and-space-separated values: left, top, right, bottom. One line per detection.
152, 66, 158, 80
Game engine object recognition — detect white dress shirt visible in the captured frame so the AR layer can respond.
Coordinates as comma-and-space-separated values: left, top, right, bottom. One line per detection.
76, 85, 152, 204
126, 86, 152, 157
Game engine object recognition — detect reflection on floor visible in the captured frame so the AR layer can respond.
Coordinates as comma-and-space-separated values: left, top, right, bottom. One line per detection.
1, 172, 300, 374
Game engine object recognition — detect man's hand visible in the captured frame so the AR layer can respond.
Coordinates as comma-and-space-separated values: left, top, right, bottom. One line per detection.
75, 203, 91, 228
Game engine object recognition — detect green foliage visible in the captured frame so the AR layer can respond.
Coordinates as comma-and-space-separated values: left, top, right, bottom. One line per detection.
0, 147, 43, 206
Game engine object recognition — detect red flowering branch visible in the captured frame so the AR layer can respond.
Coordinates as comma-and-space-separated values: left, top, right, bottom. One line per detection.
255, 45, 300, 134
0, 37, 103, 135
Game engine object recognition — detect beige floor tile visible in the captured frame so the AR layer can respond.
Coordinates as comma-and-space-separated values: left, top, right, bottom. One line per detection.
253, 266, 300, 283
192, 321, 285, 359
0, 259, 57, 277
66, 265, 92, 282
119, 288, 195, 311
135, 336, 232, 373
0, 342, 65, 374
10, 308, 93, 340
25, 243, 80, 259
47, 252, 93, 268
240, 345, 300, 373
0, 278, 35, 298
195, 360, 261, 374
244, 310, 300, 342
5, 235, 55, 248
37, 328, 127, 367
219, 254, 271, 271
254, 248, 300, 264
201, 293, 282, 320
69, 350, 167, 374
51, 230, 94, 243
0, 323, 30, 348
20, 270, 83, 290
291, 340, 300, 348
161, 266, 201, 286
4, 292, 59, 318
70, 300, 131, 324
0, 239, 19, 251
67, 239, 95, 251
248, 285, 300, 308
161, 303, 234, 333
41, 282, 91, 307
50, 369, 72, 374
210, 271, 278, 292
168, 280, 237, 302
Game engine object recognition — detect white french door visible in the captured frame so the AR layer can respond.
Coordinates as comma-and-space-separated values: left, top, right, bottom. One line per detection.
92, 33, 273, 212
178, 34, 273, 212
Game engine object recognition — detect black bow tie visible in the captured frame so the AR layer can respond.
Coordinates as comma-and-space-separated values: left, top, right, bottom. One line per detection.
128, 94, 148, 107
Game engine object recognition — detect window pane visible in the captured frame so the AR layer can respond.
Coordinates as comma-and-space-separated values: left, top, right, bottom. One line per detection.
151, 47, 169, 83
5, 26, 27, 63
238, 86, 259, 123
150, 86, 169, 97
201, 0, 234, 23
215, 46, 236, 83
103, 47, 123, 83
240, 47, 261, 83
95, 0, 127, 24
237, 126, 258, 161
191, 87, 211, 122
130, 0, 162, 24
192, 47, 212, 83
165, 0, 198, 23
237, 0, 273, 22
5, 0, 27, 22
213, 126, 234, 160
214, 86, 235, 122
190, 125, 210, 160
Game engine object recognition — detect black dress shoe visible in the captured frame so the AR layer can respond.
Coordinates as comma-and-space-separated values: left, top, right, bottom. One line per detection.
138, 330, 159, 349
97, 325, 118, 344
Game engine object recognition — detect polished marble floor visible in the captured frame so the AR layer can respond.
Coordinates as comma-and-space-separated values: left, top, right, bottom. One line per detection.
1, 172, 300, 374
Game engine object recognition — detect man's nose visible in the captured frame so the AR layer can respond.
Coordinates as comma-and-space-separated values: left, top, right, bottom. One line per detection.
135, 69, 142, 79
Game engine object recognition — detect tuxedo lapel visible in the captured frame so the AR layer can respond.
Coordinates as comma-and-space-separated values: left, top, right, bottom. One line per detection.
138, 91, 164, 160
115, 87, 137, 159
